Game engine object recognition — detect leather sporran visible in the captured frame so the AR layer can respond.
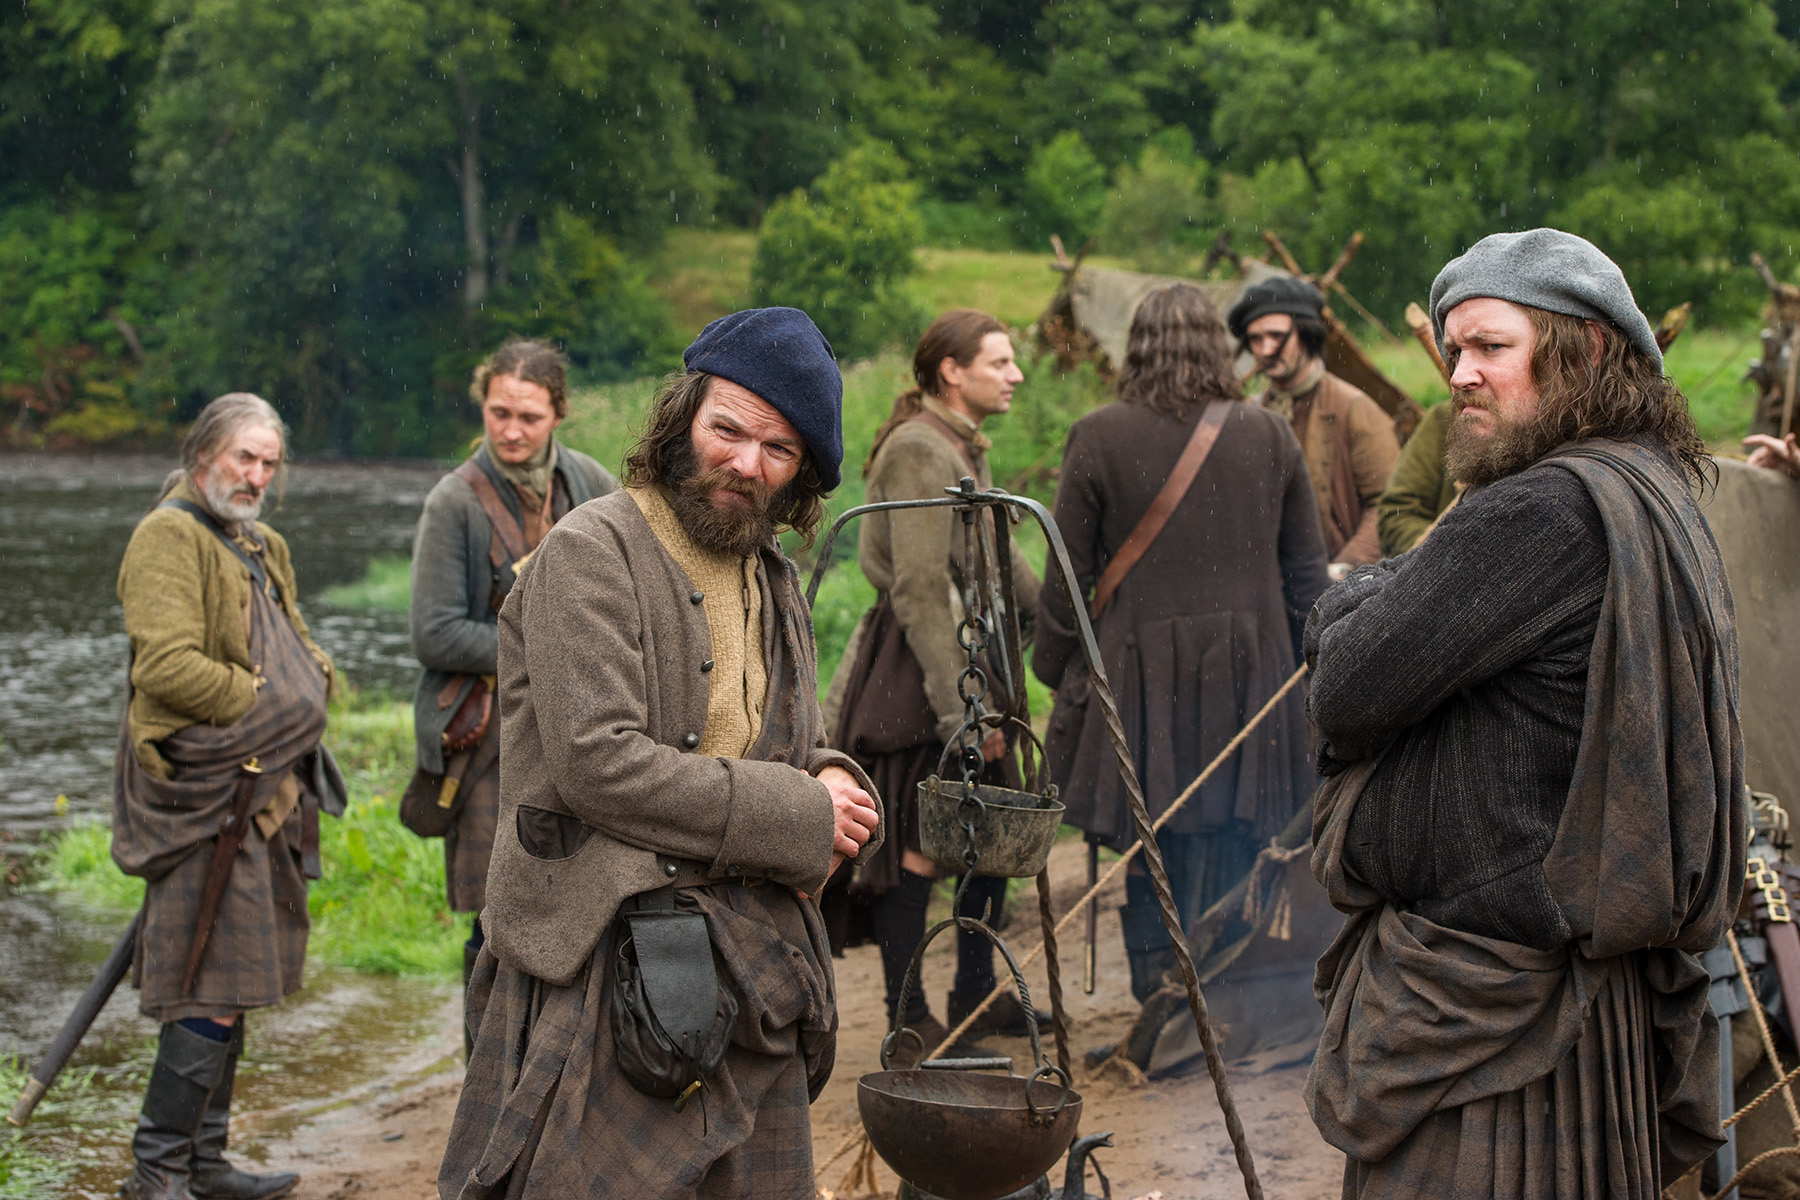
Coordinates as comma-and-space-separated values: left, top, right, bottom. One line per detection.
398, 767, 460, 837
441, 675, 493, 751
609, 901, 737, 1102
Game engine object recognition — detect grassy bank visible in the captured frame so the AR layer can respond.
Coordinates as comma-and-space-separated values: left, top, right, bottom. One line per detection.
318, 555, 411, 613
39, 690, 468, 980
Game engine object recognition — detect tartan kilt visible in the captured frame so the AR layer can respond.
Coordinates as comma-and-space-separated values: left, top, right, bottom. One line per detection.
1340, 954, 1663, 1199
444, 725, 499, 913
134, 800, 310, 1022
440, 880, 835, 1200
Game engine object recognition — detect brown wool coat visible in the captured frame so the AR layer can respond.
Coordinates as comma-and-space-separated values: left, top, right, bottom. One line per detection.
856, 412, 1040, 742
1033, 400, 1332, 849
482, 491, 881, 987
117, 478, 333, 778
1259, 372, 1399, 566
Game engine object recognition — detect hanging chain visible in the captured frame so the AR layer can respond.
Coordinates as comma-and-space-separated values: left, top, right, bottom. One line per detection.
954, 497, 995, 879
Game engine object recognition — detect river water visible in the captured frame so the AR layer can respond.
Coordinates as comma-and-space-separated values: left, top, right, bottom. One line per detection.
0, 453, 452, 1197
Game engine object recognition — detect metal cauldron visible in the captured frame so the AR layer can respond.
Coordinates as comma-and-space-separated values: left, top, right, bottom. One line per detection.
918, 775, 1064, 879
865, 913, 1078, 1200
858, 1068, 1083, 1200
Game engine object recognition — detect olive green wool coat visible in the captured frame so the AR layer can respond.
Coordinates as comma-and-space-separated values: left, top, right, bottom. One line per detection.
117, 477, 334, 780
1377, 399, 1460, 557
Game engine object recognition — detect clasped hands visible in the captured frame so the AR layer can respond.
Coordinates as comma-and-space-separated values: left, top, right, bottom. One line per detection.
817, 765, 880, 887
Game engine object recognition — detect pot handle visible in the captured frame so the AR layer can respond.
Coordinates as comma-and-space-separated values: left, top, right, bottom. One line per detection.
880, 911, 1050, 1074
1024, 1063, 1073, 1128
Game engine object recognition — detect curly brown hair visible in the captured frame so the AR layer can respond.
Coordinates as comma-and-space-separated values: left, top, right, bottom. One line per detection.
1524, 308, 1713, 490
622, 371, 830, 550
1116, 283, 1242, 418
470, 337, 569, 417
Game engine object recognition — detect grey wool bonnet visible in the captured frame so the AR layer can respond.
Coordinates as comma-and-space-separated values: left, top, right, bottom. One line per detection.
1429, 228, 1662, 371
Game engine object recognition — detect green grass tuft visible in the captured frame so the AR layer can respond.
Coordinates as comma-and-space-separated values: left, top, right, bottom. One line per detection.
317, 555, 413, 613
37, 690, 468, 980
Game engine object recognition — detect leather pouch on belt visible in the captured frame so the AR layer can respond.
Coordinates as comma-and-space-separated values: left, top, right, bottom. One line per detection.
610, 883, 737, 1108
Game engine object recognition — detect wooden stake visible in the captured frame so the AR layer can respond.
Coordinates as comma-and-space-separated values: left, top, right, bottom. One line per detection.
1403, 302, 1452, 386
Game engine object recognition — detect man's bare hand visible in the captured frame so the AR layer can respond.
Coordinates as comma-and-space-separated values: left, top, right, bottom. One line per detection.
1745, 432, 1800, 478
980, 727, 1007, 763
818, 765, 879, 861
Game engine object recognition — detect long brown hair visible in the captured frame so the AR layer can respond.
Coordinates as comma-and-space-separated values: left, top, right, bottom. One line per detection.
864, 309, 1006, 477
622, 370, 830, 549
1524, 308, 1713, 490
1116, 284, 1241, 419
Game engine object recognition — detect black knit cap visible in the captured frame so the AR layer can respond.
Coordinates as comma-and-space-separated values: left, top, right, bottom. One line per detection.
683, 307, 845, 489
1225, 276, 1327, 341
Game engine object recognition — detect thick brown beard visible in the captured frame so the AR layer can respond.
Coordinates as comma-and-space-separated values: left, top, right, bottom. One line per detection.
664, 434, 796, 557
1443, 391, 1571, 487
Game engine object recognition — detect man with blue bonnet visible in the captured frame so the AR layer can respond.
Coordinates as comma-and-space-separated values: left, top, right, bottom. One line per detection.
1304, 229, 1744, 1196
438, 308, 883, 1199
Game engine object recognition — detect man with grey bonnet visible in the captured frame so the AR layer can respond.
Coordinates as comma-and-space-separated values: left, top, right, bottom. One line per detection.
1304, 229, 1745, 1196
112, 393, 345, 1200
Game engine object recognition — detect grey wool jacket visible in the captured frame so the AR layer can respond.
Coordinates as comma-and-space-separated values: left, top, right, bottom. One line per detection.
409, 442, 616, 773
482, 490, 882, 986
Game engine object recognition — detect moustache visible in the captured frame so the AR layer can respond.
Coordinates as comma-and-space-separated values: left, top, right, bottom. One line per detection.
678, 466, 772, 514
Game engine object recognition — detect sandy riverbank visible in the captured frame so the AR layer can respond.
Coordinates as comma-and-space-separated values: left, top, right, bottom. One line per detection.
247, 838, 1344, 1199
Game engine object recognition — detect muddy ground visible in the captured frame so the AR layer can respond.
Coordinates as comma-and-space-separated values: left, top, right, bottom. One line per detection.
243, 839, 1344, 1199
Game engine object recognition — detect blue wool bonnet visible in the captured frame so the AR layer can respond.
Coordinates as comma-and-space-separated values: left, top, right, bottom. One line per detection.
683, 307, 845, 490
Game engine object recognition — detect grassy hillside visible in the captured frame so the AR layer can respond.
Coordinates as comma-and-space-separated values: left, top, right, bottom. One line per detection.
648, 229, 1126, 340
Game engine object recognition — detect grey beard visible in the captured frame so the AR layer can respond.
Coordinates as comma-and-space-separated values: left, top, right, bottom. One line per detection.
1443, 397, 1568, 487
199, 472, 265, 525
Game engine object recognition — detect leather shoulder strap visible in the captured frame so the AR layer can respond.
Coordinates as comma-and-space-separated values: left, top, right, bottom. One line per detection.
909, 410, 982, 478
158, 499, 276, 600
1091, 401, 1231, 617
455, 458, 530, 571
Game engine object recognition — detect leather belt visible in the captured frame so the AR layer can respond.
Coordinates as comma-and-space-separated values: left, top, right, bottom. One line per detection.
654, 856, 764, 890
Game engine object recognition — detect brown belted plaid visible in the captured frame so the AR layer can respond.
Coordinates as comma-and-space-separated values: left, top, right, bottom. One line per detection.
111, 574, 333, 1022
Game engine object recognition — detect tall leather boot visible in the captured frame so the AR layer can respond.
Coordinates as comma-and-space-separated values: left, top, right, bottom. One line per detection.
123, 1022, 230, 1200
189, 1022, 299, 1200
1119, 885, 1175, 1004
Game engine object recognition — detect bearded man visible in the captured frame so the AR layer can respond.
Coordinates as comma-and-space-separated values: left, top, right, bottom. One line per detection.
1228, 276, 1398, 577
1304, 228, 1745, 1197
112, 393, 343, 1200
438, 308, 883, 1200
406, 338, 616, 1022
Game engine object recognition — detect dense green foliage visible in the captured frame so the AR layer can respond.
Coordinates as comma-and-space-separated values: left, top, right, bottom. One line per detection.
6, 0, 1799, 448
752, 145, 925, 359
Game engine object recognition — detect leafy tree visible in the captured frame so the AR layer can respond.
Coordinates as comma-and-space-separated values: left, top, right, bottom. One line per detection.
134, 0, 707, 452
687, 0, 938, 222
751, 143, 924, 360
1099, 128, 1211, 271
0, 0, 162, 201
1019, 130, 1108, 251
484, 210, 684, 384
